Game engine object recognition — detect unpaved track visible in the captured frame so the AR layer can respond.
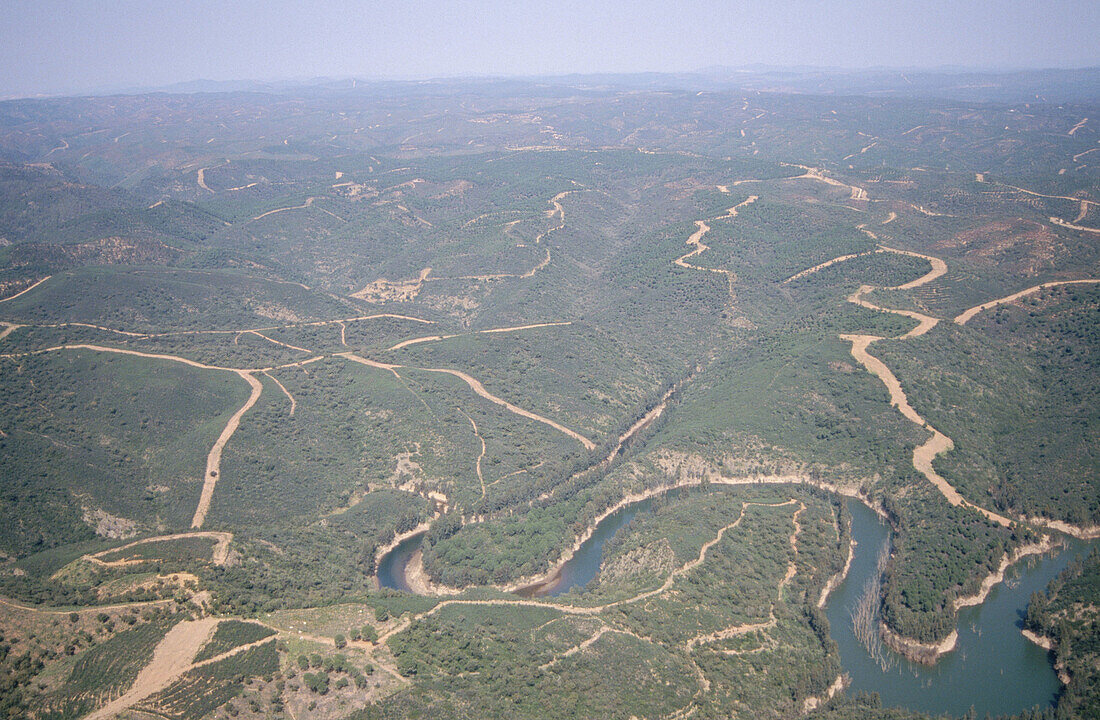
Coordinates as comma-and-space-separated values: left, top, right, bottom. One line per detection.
251, 197, 318, 221
847, 285, 939, 339
1072, 147, 1100, 162
1050, 216, 1100, 233
196, 168, 215, 194
673, 196, 757, 297
843, 140, 878, 161
954, 279, 1100, 325
881, 245, 947, 289
263, 371, 297, 416
0, 276, 51, 303
980, 177, 1100, 211
247, 330, 312, 353
0, 595, 172, 616
598, 499, 798, 612
833, 245, 1014, 526
778, 502, 805, 600
0, 322, 21, 341
539, 625, 614, 668
686, 613, 777, 651
428, 245, 552, 283
0, 342, 324, 375
386, 321, 571, 352
783, 249, 882, 284
85, 531, 233, 567
1069, 118, 1089, 136
8, 306, 431, 346
787, 165, 869, 200
840, 245, 944, 339
841, 334, 1010, 526
338, 352, 594, 449
191, 372, 263, 528
460, 409, 487, 501
421, 367, 594, 449
84, 618, 220, 720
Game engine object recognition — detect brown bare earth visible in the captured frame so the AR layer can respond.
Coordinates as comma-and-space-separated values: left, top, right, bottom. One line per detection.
84, 531, 234, 567
351, 268, 432, 303
191, 371, 264, 528
0, 275, 51, 303
954, 279, 1100, 324
338, 352, 595, 449
825, 245, 1012, 526
84, 618, 220, 720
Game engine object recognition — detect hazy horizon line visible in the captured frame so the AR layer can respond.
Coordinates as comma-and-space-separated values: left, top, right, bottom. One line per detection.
5, 63, 1100, 103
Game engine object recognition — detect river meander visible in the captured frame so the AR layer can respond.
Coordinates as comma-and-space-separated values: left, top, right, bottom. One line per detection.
377, 488, 1093, 717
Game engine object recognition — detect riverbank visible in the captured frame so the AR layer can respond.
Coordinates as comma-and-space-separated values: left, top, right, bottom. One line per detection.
880, 625, 959, 665
372, 522, 431, 584
1021, 629, 1071, 685
379, 464, 885, 597
404, 549, 462, 596
818, 537, 856, 608
802, 674, 847, 713
505, 470, 881, 595
955, 537, 1057, 609
1025, 516, 1100, 540
880, 536, 1058, 664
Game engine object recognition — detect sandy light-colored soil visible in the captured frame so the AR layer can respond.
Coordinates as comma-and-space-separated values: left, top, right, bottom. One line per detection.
954, 279, 1100, 325
84, 618, 220, 720
1049, 216, 1100, 233
782, 237, 1012, 526
83, 531, 234, 568
338, 351, 594, 449
0, 276, 51, 303
192, 371, 264, 528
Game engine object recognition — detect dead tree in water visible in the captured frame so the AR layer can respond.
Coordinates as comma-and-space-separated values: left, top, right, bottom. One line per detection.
850, 539, 894, 672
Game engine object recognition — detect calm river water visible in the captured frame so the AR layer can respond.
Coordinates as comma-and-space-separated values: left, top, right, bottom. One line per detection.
378, 489, 1092, 717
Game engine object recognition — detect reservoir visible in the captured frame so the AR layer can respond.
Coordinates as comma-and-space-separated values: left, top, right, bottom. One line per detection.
516, 493, 670, 597
828, 500, 1091, 718
378, 488, 1090, 717
376, 531, 424, 594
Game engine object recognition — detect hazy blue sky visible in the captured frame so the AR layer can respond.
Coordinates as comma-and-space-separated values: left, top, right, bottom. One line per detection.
2, 0, 1099, 97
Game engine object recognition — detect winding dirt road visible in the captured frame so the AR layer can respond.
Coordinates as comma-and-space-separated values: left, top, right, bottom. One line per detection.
954, 279, 1100, 325
673, 196, 757, 300
338, 352, 595, 449
0, 276, 51, 303
815, 243, 1013, 525
84, 531, 234, 567
251, 197, 318, 221
192, 371, 263, 528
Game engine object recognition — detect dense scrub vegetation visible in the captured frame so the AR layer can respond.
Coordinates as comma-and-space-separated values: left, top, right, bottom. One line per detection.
1, 73, 1098, 719
1025, 549, 1100, 718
